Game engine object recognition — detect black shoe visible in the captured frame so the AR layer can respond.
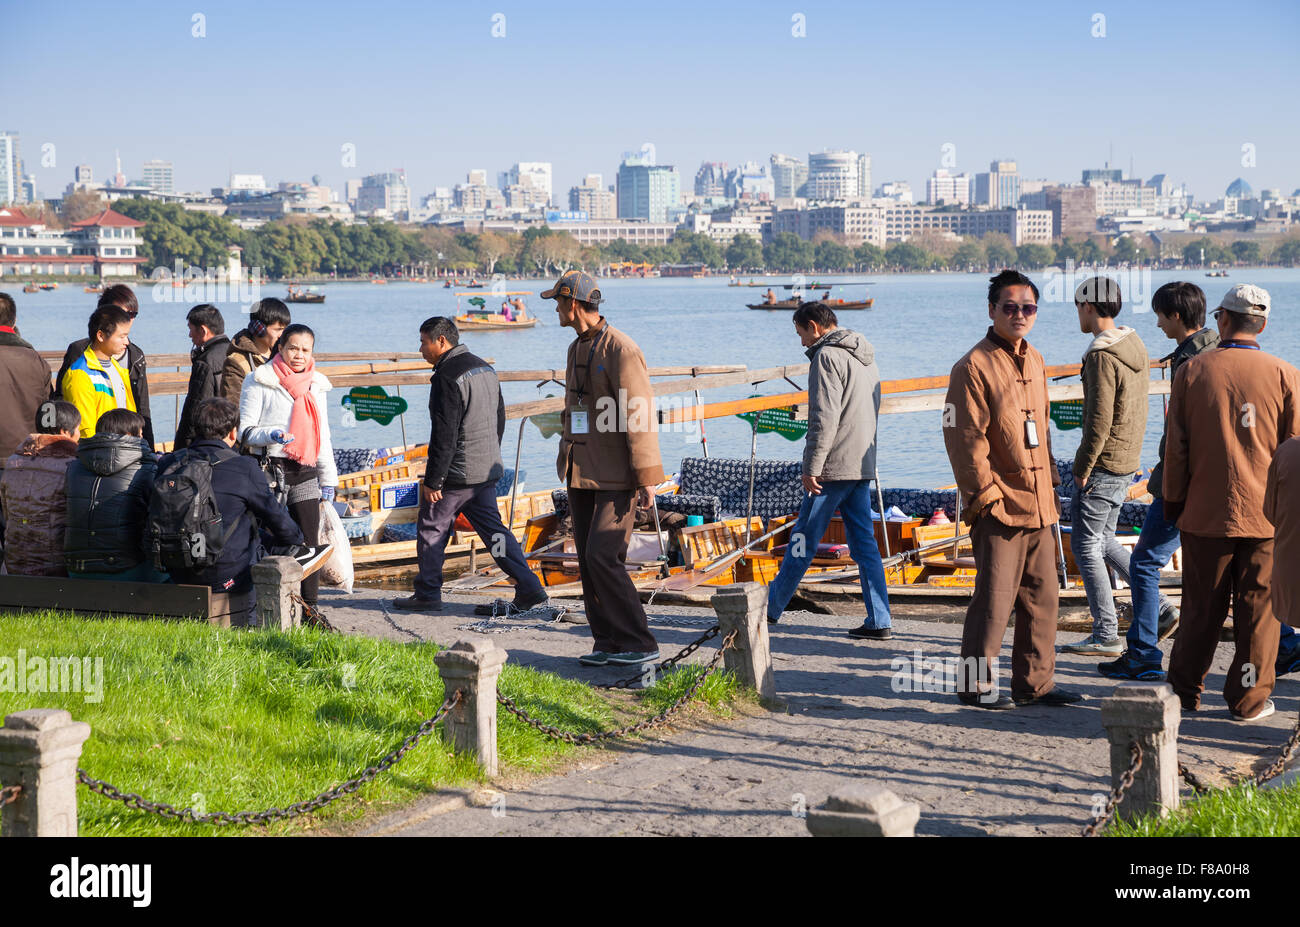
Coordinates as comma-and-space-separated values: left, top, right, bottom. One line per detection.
1098, 651, 1166, 681
1013, 686, 1084, 707
848, 625, 892, 640
291, 544, 332, 576
957, 691, 1015, 710
1276, 648, 1300, 678
392, 594, 442, 612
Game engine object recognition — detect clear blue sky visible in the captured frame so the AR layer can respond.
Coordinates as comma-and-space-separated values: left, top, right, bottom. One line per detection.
8, 0, 1299, 202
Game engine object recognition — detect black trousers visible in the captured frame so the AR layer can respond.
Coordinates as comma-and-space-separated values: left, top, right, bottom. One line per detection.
569, 488, 657, 654
283, 461, 321, 605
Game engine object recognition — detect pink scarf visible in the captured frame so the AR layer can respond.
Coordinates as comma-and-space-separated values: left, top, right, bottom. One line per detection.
270, 354, 321, 467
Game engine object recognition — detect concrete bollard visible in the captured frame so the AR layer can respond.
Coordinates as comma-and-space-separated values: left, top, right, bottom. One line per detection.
0, 709, 92, 837
1100, 683, 1181, 820
434, 639, 507, 777
710, 583, 776, 702
251, 556, 304, 630
807, 783, 920, 837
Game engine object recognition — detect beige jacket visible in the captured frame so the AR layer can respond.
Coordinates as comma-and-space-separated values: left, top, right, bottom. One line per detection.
943, 328, 1061, 529
557, 319, 664, 491
1265, 436, 1300, 624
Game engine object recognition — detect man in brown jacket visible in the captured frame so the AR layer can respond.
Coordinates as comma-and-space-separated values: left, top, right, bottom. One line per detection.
0, 292, 54, 552
1164, 284, 1300, 721
1264, 436, 1300, 678
943, 270, 1080, 710
544, 270, 665, 666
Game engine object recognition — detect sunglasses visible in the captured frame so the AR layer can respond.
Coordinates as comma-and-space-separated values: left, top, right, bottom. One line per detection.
998, 302, 1038, 317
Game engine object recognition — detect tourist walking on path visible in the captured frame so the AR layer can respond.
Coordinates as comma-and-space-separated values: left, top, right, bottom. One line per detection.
239, 323, 338, 611
1163, 284, 1300, 721
173, 304, 231, 450
546, 270, 664, 666
943, 270, 1080, 710
766, 302, 892, 639
392, 317, 547, 613
1265, 436, 1300, 679
223, 298, 290, 403
1060, 276, 1150, 657
1101, 282, 1217, 681
54, 285, 154, 448
60, 305, 137, 439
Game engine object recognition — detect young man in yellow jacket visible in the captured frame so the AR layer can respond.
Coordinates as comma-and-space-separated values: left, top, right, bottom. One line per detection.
60, 305, 136, 438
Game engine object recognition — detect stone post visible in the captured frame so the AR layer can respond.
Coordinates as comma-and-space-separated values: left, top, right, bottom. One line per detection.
1100, 683, 1181, 821
806, 783, 919, 837
0, 709, 92, 837
434, 639, 507, 777
251, 555, 304, 630
709, 582, 775, 702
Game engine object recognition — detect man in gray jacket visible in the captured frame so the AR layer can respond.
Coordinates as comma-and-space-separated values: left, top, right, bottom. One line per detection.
767, 302, 893, 639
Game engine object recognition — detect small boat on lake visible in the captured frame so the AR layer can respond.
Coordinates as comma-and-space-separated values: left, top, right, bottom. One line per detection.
454, 291, 538, 330
286, 284, 326, 304
748, 284, 874, 311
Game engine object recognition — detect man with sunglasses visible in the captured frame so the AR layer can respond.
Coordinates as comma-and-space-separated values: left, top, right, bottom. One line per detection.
1163, 284, 1300, 722
53, 285, 154, 448
943, 270, 1080, 710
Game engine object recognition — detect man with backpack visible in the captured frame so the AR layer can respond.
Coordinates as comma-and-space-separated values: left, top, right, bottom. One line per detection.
152, 398, 324, 625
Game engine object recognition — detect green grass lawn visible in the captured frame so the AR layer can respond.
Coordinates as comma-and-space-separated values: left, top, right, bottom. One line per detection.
0, 612, 745, 836
1108, 780, 1300, 836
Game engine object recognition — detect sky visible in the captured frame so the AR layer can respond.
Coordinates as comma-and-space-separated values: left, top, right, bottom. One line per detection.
7, 0, 1300, 204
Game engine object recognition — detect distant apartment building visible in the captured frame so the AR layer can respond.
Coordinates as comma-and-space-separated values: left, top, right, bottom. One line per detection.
694, 162, 727, 198
498, 162, 552, 207
875, 181, 913, 204
1042, 186, 1097, 240
1087, 178, 1156, 215
772, 204, 886, 248
0, 133, 21, 204
726, 162, 773, 201
563, 219, 677, 247
770, 153, 808, 200
230, 173, 268, 193
141, 159, 174, 194
75, 164, 93, 184
973, 160, 1019, 209
454, 177, 504, 212
617, 151, 680, 223
881, 204, 1050, 246
926, 169, 970, 207
686, 213, 766, 246
1082, 168, 1124, 185
806, 150, 870, 202
356, 170, 411, 219
0, 205, 146, 277
568, 178, 616, 220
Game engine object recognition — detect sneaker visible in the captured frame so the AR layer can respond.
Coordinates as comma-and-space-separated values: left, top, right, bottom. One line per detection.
1059, 634, 1123, 656
1231, 699, 1276, 722
578, 651, 611, 666
605, 650, 661, 666
1157, 606, 1180, 641
848, 625, 893, 640
392, 594, 443, 612
1013, 685, 1085, 707
1099, 651, 1166, 681
291, 544, 333, 577
1275, 649, 1300, 678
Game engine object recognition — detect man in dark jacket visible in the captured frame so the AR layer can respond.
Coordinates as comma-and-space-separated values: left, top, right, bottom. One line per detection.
54, 284, 154, 448
1101, 282, 1218, 681
161, 398, 304, 612
173, 304, 231, 449
392, 317, 546, 612
0, 292, 53, 529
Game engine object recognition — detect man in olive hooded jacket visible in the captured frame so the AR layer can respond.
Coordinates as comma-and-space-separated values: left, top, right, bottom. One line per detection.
766, 302, 892, 639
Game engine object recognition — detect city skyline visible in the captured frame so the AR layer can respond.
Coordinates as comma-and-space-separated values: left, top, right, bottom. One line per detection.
7, 0, 1299, 203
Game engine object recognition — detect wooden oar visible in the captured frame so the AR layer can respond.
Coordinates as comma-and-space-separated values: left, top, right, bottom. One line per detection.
797, 531, 972, 584
656, 523, 787, 592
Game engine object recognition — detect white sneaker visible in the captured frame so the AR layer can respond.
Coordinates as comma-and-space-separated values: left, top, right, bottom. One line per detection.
1231, 699, 1276, 722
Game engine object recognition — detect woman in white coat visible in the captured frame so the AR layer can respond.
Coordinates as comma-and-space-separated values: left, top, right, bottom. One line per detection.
239, 323, 338, 608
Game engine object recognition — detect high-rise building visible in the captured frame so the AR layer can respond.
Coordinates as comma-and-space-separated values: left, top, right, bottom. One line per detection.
694, 162, 727, 197
1082, 168, 1124, 185
806, 150, 868, 202
725, 162, 773, 200
926, 169, 970, 206
617, 150, 680, 222
875, 181, 912, 204
356, 170, 410, 219
75, 164, 94, 184
1043, 185, 1098, 240
973, 160, 1019, 209
498, 162, 552, 207
467, 169, 489, 187
141, 159, 174, 194
0, 132, 20, 204
770, 154, 808, 200
569, 180, 616, 220
857, 154, 871, 199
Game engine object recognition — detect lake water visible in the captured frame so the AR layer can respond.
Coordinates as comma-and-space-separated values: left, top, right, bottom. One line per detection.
12, 269, 1300, 492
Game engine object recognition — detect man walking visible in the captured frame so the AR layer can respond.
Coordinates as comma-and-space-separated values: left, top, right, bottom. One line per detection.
1101, 282, 1218, 680
392, 317, 547, 613
943, 270, 1081, 710
545, 270, 664, 666
767, 302, 892, 639
174, 304, 231, 450
1265, 436, 1300, 678
1060, 276, 1149, 656
1164, 284, 1300, 721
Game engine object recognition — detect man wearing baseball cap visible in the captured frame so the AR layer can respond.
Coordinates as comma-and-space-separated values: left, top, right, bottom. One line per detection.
542, 270, 664, 667
1163, 284, 1300, 721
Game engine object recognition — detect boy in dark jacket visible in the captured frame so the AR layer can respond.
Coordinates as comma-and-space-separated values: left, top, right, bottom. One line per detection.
173, 304, 231, 449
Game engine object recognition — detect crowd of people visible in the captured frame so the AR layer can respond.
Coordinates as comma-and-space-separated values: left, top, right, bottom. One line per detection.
1, 271, 1297, 724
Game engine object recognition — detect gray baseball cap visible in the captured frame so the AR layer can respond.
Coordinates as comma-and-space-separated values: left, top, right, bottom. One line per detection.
540, 270, 603, 305
1218, 283, 1270, 318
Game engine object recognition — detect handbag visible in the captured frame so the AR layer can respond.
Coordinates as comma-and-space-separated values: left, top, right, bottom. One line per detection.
240, 427, 289, 506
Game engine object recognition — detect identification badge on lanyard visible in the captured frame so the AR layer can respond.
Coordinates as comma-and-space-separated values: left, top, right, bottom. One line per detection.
571, 406, 590, 435
1025, 415, 1040, 449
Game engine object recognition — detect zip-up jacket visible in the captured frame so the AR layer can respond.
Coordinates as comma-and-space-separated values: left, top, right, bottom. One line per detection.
803, 328, 881, 481
55, 339, 153, 447
64, 432, 156, 573
174, 335, 232, 449
59, 348, 136, 439
1074, 325, 1149, 482
424, 343, 505, 491
1, 434, 77, 576
0, 328, 52, 462
1148, 328, 1219, 498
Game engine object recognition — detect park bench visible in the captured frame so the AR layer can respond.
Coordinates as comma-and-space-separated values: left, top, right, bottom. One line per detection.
1, 575, 255, 628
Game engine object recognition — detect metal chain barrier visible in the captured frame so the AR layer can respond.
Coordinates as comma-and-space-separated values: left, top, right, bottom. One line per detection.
456, 599, 570, 635
0, 784, 21, 807
1082, 740, 1143, 837
497, 630, 736, 744
77, 690, 462, 826
293, 594, 338, 633
1252, 709, 1300, 786
1178, 761, 1213, 795
597, 624, 721, 690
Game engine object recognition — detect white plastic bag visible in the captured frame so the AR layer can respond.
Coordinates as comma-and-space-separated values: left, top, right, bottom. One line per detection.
319, 500, 355, 593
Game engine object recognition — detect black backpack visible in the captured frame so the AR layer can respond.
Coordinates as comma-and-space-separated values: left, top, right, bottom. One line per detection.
147, 449, 243, 572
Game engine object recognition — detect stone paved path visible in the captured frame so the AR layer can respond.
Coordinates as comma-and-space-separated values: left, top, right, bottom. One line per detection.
318, 587, 1298, 837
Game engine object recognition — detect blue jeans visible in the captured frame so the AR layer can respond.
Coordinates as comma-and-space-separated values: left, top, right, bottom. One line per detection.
1126, 497, 1182, 666
1071, 468, 1134, 641
1280, 622, 1300, 660
767, 478, 892, 629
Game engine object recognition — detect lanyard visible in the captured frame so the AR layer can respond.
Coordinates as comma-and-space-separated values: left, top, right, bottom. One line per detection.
572, 325, 609, 403
1221, 341, 1261, 351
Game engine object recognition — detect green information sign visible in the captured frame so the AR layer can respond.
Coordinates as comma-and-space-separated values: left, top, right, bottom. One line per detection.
736, 397, 809, 442
1049, 399, 1084, 431
342, 387, 409, 426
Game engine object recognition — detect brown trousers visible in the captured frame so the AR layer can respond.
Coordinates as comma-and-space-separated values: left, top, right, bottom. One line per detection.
959, 516, 1059, 700
1168, 533, 1278, 718
569, 488, 658, 654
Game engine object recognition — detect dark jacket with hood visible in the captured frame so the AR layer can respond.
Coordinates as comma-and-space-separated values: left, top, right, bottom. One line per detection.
1, 433, 78, 575
0, 328, 53, 463
64, 433, 157, 574
174, 334, 232, 450
55, 339, 154, 448
803, 328, 881, 481
424, 343, 506, 491
1148, 328, 1219, 498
